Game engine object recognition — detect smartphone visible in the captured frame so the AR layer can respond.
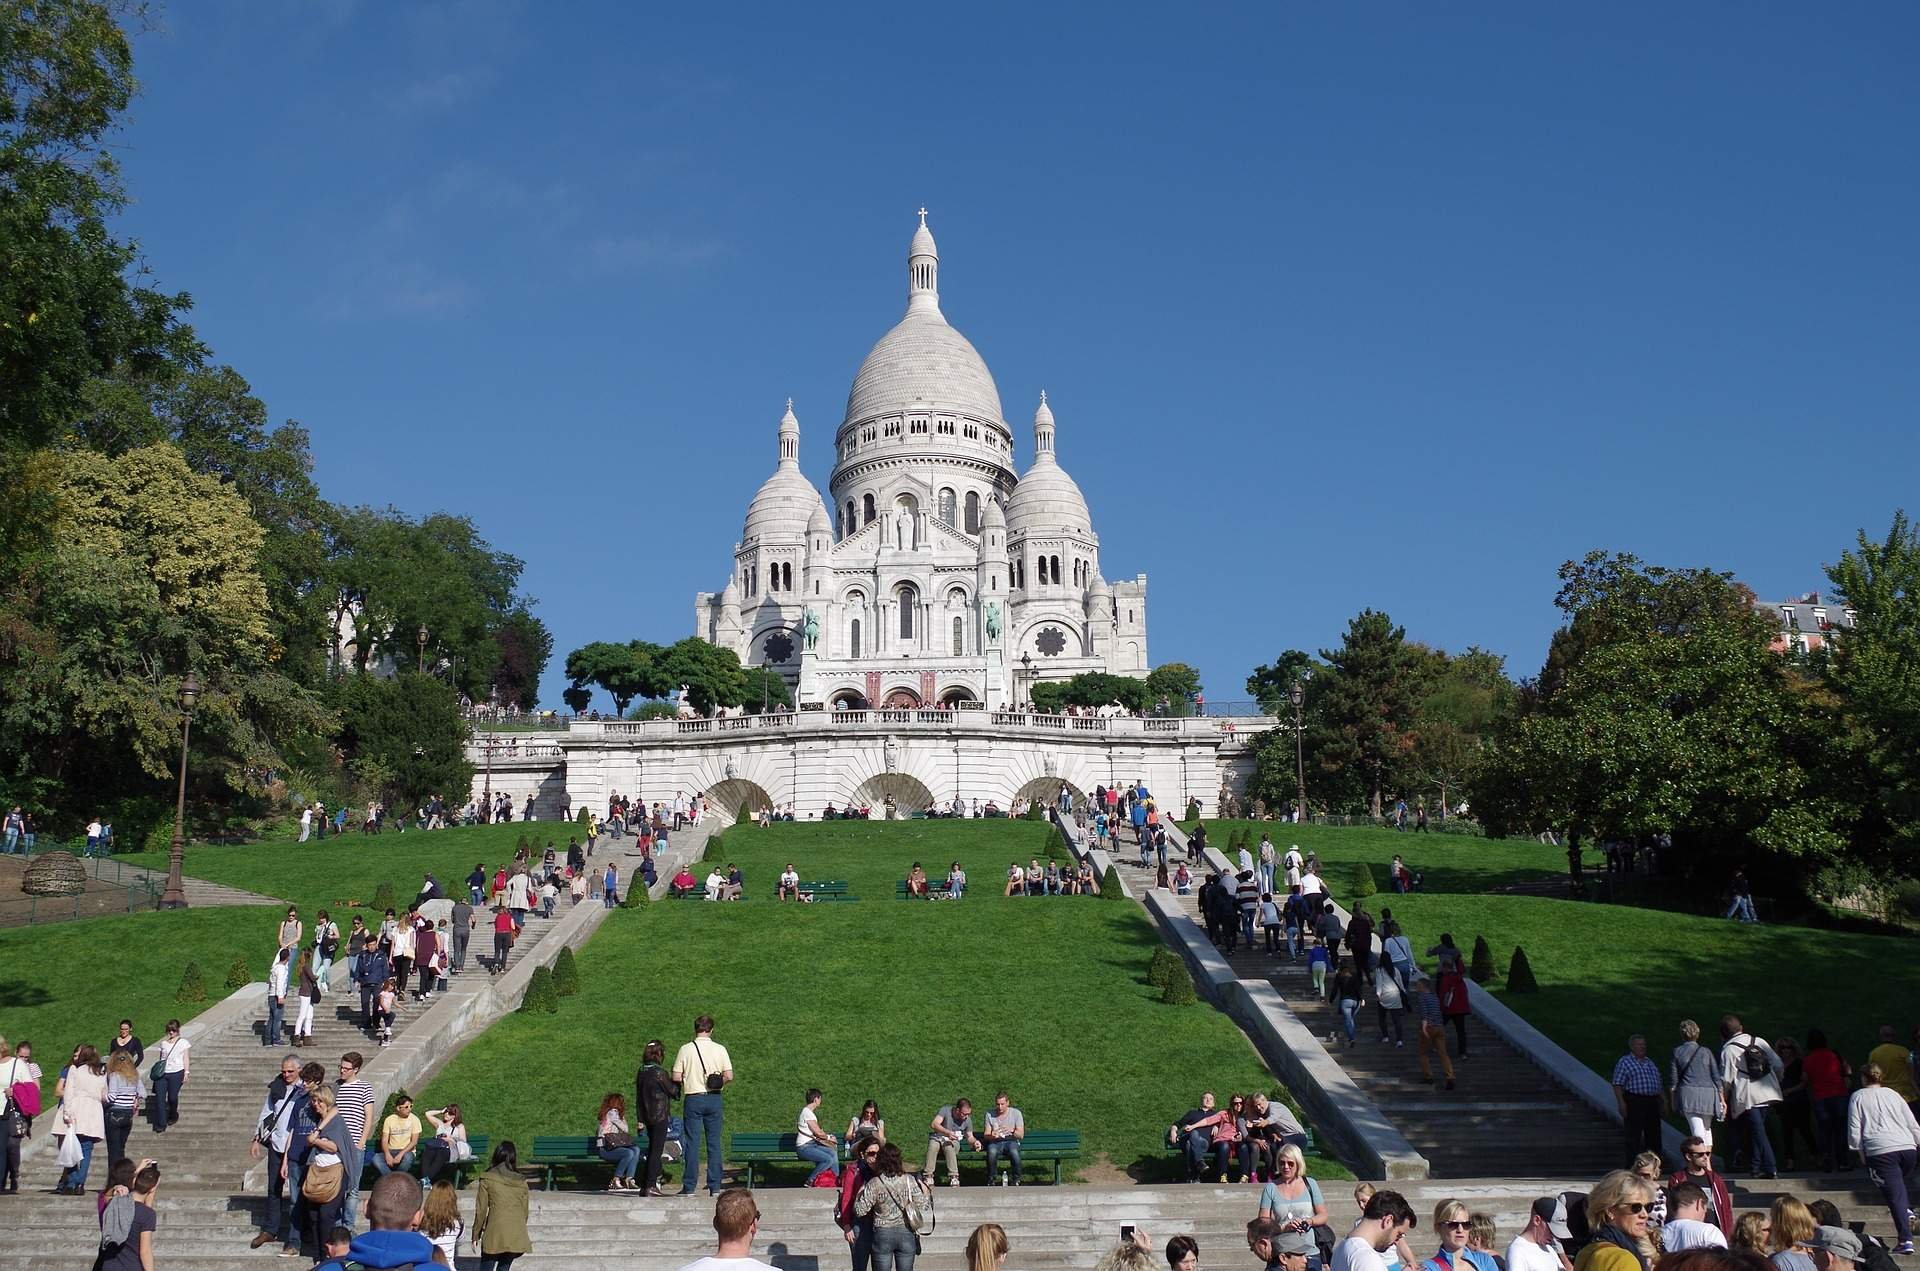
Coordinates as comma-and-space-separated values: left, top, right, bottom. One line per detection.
1121, 1225, 1136, 1244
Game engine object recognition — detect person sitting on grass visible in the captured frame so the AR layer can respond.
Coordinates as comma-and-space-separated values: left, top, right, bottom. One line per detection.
671, 866, 698, 898
1044, 859, 1062, 895
1004, 862, 1024, 897
778, 864, 800, 902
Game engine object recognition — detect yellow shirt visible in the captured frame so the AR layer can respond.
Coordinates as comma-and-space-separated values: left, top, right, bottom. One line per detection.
381, 1112, 422, 1154
1869, 1043, 1916, 1102
673, 1037, 733, 1091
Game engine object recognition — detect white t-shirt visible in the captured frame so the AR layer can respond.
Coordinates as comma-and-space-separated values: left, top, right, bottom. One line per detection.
1333, 1235, 1389, 1271
678, 1258, 778, 1271
780, 869, 798, 889
1299, 871, 1324, 895
159, 1036, 190, 1073
1661, 1220, 1728, 1252
797, 1105, 825, 1147
1506, 1236, 1564, 1271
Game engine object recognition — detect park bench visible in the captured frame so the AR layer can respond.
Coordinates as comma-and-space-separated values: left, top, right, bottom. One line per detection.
529, 1132, 649, 1190
794, 879, 858, 903
732, 1129, 1082, 1186
894, 879, 963, 900
358, 1133, 489, 1187
1155, 1126, 1318, 1181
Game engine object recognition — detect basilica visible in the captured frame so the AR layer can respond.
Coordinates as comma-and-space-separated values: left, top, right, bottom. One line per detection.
694, 214, 1148, 711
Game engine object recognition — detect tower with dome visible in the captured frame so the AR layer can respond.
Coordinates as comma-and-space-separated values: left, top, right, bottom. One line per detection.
693, 213, 1149, 710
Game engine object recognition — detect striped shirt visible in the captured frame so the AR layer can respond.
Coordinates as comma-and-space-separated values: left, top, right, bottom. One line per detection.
1611, 1053, 1663, 1096
336, 1078, 374, 1148
106, 1074, 141, 1112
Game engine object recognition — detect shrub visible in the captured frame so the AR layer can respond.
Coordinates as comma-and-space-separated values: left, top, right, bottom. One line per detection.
1892, 879, 1920, 921
622, 872, 650, 907
1507, 945, 1539, 993
515, 834, 531, 856
576, 807, 591, 826
1025, 802, 1047, 822
224, 955, 252, 990
1185, 797, 1200, 821
1469, 935, 1496, 984
552, 946, 581, 997
1148, 946, 1181, 989
1101, 864, 1124, 898
736, 804, 754, 825
371, 881, 395, 912
521, 965, 560, 1014
1160, 959, 1197, 1005
1350, 862, 1378, 898
703, 835, 726, 863
175, 961, 207, 1004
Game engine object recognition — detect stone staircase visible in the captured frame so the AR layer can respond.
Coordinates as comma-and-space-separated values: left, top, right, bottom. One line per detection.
0, 1176, 1902, 1269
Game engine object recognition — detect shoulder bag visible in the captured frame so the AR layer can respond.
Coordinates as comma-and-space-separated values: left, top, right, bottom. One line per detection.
302, 1158, 344, 1203
886, 1175, 932, 1234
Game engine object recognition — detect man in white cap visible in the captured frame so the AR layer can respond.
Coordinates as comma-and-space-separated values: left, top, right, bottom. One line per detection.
1805, 1225, 1863, 1271
1506, 1196, 1574, 1271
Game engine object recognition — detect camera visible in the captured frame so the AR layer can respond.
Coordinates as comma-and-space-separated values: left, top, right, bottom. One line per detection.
706, 1073, 724, 1092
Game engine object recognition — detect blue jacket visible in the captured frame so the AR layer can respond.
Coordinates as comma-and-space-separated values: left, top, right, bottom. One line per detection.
1423, 1249, 1500, 1271
318, 1228, 441, 1269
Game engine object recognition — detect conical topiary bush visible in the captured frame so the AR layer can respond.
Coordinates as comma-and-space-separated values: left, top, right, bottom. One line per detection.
1469, 935, 1496, 984
1160, 959, 1197, 1005
552, 946, 581, 997
622, 873, 650, 907
1350, 862, 1377, 898
1507, 945, 1539, 993
1101, 864, 1123, 897
224, 955, 252, 990
371, 881, 395, 912
1148, 946, 1181, 989
176, 961, 207, 1004
520, 965, 559, 1014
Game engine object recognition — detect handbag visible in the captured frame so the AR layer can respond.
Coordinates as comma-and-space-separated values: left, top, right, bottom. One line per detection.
601, 1131, 635, 1150
887, 1175, 931, 1234
302, 1159, 343, 1203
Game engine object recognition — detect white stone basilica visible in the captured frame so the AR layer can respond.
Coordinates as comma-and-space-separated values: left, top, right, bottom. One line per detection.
694, 214, 1148, 710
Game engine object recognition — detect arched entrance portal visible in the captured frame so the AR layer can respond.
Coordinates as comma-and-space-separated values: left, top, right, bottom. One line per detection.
938, 686, 976, 706
705, 778, 776, 821
849, 773, 934, 817
830, 689, 870, 710
881, 687, 922, 709
1012, 776, 1088, 812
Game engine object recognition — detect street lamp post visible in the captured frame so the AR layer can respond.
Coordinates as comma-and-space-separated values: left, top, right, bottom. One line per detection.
160, 671, 200, 909
1018, 652, 1033, 709
1290, 681, 1307, 824
416, 625, 429, 673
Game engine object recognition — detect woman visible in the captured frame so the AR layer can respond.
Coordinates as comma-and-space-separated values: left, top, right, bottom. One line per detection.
1332, 960, 1365, 1049
969, 1223, 1011, 1271
847, 1098, 886, 1146
1574, 1169, 1656, 1271
473, 1140, 533, 1271
1426, 933, 1463, 975
854, 1141, 931, 1271
1629, 1153, 1666, 1228
292, 949, 318, 1046
1423, 1198, 1499, 1271
108, 1020, 143, 1071
312, 909, 340, 996
278, 906, 303, 955
56, 1043, 107, 1194
296, 1087, 346, 1257
1381, 921, 1417, 991
1730, 1214, 1770, 1256
907, 863, 928, 899
1256, 1144, 1329, 1269
152, 1019, 188, 1130
796, 1087, 839, 1186
1770, 1037, 1818, 1171
102, 1052, 143, 1166
1373, 958, 1407, 1047
1165, 1235, 1200, 1271
596, 1093, 641, 1192
0, 1038, 36, 1190
636, 1039, 676, 1195
1763, 1195, 1816, 1271
1846, 1063, 1920, 1254
1799, 1028, 1850, 1173
426, 1103, 472, 1172
1669, 1020, 1724, 1150
422, 1178, 465, 1265
345, 917, 370, 988
1208, 1095, 1246, 1182
1436, 964, 1472, 1058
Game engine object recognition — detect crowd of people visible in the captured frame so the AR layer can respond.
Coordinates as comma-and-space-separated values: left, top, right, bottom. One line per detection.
294, 788, 714, 840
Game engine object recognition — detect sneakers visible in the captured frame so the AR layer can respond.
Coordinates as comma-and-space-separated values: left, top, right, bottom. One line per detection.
948, 1176, 960, 1187
1892, 1242, 1912, 1256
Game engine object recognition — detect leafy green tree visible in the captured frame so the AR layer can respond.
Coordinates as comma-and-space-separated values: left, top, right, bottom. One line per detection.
1307, 611, 1429, 817
1411, 647, 1516, 818
739, 666, 795, 714
1031, 671, 1150, 713
490, 609, 552, 710
1144, 663, 1201, 714
1246, 650, 1318, 714
656, 638, 749, 715
332, 673, 474, 813
564, 641, 660, 715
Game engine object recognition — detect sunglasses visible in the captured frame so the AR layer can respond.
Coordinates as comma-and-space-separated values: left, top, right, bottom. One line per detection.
1442, 1221, 1473, 1231
1622, 1203, 1650, 1215
1685, 1151, 1711, 1160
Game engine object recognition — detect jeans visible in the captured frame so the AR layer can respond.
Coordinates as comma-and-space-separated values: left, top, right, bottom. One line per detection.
849, 1219, 874, 1271
61, 1133, 97, 1190
2, 828, 17, 853
1622, 1093, 1663, 1163
797, 1140, 837, 1185
1, 1124, 21, 1189
266, 994, 284, 1046
1375, 1004, 1405, 1044
262, 1146, 290, 1238
339, 1139, 363, 1228
451, 933, 468, 972
683, 1092, 724, 1192
872, 1224, 918, 1271
160, 1070, 184, 1125
1865, 1148, 1917, 1245
602, 889, 616, 909
298, 1189, 344, 1258
477, 1255, 522, 1271
373, 1148, 415, 1176
1813, 1093, 1849, 1166
1737, 1105, 1776, 1174
1240, 910, 1256, 943
1725, 895, 1758, 922
1337, 997, 1360, 1044
104, 1108, 133, 1164
602, 1143, 642, 1179
985, 1138, 1022, 1182
1180, 1129, 1213, 1180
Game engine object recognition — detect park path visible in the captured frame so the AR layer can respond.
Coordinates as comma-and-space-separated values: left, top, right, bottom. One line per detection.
1125, 821, 1622, 1178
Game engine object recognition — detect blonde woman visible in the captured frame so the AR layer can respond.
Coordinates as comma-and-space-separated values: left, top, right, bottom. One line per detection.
1575, 1169, 1656, 1271
421, 1178, 465, 1265
1764, 1196, 1816, 1271
1730, 1214, 1770, 1256
1423, 1198, 1499, 1271
1669, 1020, 1722, 1148
968, 1223, 1010, 1271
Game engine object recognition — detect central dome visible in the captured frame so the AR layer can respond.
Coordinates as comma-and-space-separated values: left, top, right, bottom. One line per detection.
845, 309, 1004, 426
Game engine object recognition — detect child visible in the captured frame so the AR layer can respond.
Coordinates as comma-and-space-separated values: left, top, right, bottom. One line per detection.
1307, 938, 1331, 1000
375, 978, 398, 1046
432, 925, 451, 992
1174, 862, 1193, 895
324, 1226, 353, 1261
539, 875, 558, 918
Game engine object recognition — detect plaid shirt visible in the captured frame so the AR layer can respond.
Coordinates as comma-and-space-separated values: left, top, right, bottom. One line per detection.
1612, 1052, 1663, 1096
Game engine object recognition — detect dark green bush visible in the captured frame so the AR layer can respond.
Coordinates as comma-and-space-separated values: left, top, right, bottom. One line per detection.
521, 965, 559, 1013
552, 946, 581, 997
1507, 945, 1539, 992
371, 881, 395, 912
224, 955, 252, 990
175, 961, 207, 1004
1469, 935, 1496, 984
622, 871, 650, 907
1350, 862, 1378, 898
1160, 959, 1197, 1005
1101, 864, 1124, 898
1148, 946, 1181, 989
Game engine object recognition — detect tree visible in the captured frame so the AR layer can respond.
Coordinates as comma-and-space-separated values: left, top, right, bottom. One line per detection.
332, 673, 474, 814
490, 609, 552, 710
1030, 671, 1149, 714
1246, 650, 1317, 714
1307, 611, 1429, 817
738, 666, 795, 714
1145, 663, 1201, 715
563, 641, 660, 715
656, 638, 749, 715
1411, 647, 1516, 818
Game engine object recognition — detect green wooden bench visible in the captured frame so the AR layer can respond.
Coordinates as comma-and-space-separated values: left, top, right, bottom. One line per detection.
731, 1131, 805, 1188
528, 1132, 651, 1190
793, 880, 859, 903
962, 1129, 1081, 1184
732, 1129, 1082, 1186
359, 1133, 489, 1186
1156, 1127, 1318, 1181
894, 879, 964, 900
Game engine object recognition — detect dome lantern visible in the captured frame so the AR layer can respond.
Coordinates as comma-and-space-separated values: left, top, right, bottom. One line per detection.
909, 207, 939, 314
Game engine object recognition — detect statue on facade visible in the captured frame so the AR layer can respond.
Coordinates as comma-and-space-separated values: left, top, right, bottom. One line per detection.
801, 607, 820, 651
894, 509, 911, 549
724, 758, 737, 781
985, 603, 1002, 644
884, 736, 899, 773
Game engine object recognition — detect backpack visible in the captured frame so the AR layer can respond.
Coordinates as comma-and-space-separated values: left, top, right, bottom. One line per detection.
1859, 1233, 1900, 1271
1739, 1040, 1771, 1081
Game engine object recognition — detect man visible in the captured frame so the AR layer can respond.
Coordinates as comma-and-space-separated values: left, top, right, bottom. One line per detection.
1867, 1025, 1918, 1112
1248, 1216, 1309, 1271
315, 1173, 446, 1270
101, 1161, 160, 1269
1665, 1136, 1733, 1230
415, 872, 443, 907
672, 1015, 734, 1195
1506, 1196, 1575, 1271
246, 1055, 311, 1250
1412, 975, 1457, 1091
1170, 1092, 1225, 1182
983, 1091, 1025, 1186
926, 1096, 981, 1185
1660, 1183, 1728, 1252
1333, 1188, 1419, 1271
1208, 874, 1241, 953
1719, 1013, 1784, 1177
265, 949, 291, 1048
336, 1052, 376, 1229
1610, 1034, 1667, 1164
678, 1188, 778, 1271
85, 815, 103, 857
448, 894, 472, 973
1236, 871, 1261, 947
374, 1094, 423, 1177
1316, 903, 1345, 956
1258, 835, 1277, 894
1805, 1226, 1865, 1271
1723, 868, 1758, 922
1346, 904, 1376, 975
1283, 843, 1304, 890
778, 863, 800, 902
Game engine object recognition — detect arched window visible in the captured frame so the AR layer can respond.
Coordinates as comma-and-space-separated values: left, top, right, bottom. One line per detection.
863, 493, 876, 525
952, 616, 964, 656
965, 492, 981, 534
850, 618, 861, 659
939, 488, 957, 525
782, 563, 793, 591
896, 584, 917, 639
845, 501, 855, 536
1051, 555, 1062, 586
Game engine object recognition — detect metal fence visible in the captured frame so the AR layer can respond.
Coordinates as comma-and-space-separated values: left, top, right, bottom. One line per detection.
1, 838, 163, 927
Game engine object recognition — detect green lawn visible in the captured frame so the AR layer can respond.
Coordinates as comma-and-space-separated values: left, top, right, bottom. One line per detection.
1181, 819, 1601, 894
116, 821, 581, 916
1368, 893, 1916, 1083
0, 905, 282, 1098
419, 819, 1348, 1182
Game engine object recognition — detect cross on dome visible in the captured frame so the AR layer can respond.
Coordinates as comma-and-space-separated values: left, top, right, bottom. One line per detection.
917, 206, 928, 225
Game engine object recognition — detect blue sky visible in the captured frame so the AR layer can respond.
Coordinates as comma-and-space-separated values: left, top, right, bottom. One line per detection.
113, 2, 1919, 706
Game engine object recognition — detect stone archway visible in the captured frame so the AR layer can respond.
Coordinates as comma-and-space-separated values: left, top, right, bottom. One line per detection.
1012, 776, 1088, 810
938, 685, 976, 706
704, 778, 776, 821
881, 686, 922, 709
830, 688, 870, 710
849, 772, 934, 816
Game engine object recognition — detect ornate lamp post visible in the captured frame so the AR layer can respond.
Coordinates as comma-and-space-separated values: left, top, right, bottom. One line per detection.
416, 624, 429, 673
1018, 652, 1033, 709
160, 671, 200, 910
1291, 680, 1307, 824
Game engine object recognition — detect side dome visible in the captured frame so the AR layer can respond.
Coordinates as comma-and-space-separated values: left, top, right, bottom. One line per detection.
743, 400, 828, 542
1005, 391, 1093, 537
